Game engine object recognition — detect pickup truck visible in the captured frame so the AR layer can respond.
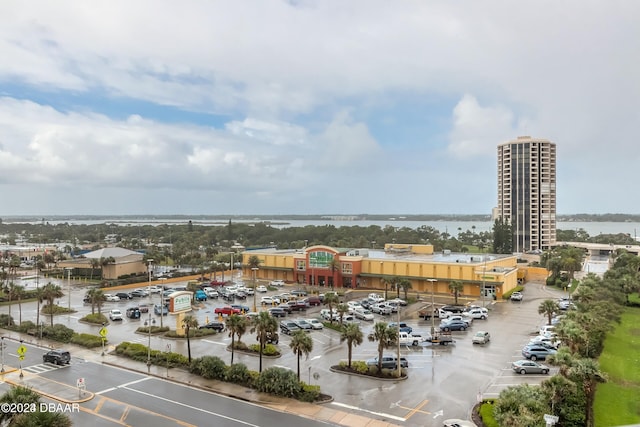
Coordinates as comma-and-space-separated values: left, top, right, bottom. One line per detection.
418, 304, 441, 319
398, 331, 428, 346
214, 306, 241, 316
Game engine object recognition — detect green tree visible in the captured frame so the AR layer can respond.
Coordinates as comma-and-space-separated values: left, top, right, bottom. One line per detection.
251, 311, 277, 372
41, 282, 64, 326
0, 385, 71, 427
398, 278, 412, 300
448, 280, 464, 305
328, 257, 340, 289
323, 292, 339, 324
289, 330, 313, 381
182, 315, 199, 363
340, 322, 363, 368
225, 314, 248, 365
88, 258, 100, 281
493, 384, 550, 427
86, 288, 105, 315
336, 303, 349, 325
538, 299, 559, 325
569, 358, 607, 427
367, 322, 397, 374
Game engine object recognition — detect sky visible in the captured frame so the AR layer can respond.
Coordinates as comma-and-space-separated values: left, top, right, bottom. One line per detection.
0, 1, 639, 216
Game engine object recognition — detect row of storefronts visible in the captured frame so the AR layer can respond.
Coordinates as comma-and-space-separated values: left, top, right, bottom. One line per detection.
241, 243, 522, 299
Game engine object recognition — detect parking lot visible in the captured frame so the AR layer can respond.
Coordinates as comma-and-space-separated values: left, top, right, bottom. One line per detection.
14, 276, 568, 426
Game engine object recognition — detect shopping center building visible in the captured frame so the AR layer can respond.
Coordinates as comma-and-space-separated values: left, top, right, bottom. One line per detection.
241, 243, 521, 299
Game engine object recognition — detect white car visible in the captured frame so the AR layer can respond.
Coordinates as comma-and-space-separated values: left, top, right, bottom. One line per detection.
371, 303, 392, 315
346, 301, 362, 313
387, 297, 408, 306
320, 308, 338, 321
261, 296, 281, 306
147, 286, 162, 294
104, 294, 120, 302
109, 309, 123, 321
270, 280, 286, 287
353, 308, 374, 321
528, 335, 561, 349
368, 293, 384, 303
466, 307, 489, 320
306, 318, 324, 330
256, 285, 268, 293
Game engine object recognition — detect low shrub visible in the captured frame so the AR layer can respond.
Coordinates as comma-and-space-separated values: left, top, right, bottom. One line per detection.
70, 333, 104, 348
0, 314, 14, 327
351, 360, 369, 374
42, 324, 74, 343
248, 343, 279, 356
232, 341, 249, 350
225, 363, 253, 387
41, 304, 75, 315
479, 399, 499, 427
136, 326, 170, 334
190, 356, 227, 380
164, 328, 215, 338
254, 367, 302, 398
16, 321, 35, 333
80, 313, 108, 324
299, 383, 321, 402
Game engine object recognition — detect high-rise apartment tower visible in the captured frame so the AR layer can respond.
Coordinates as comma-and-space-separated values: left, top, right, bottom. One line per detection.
497, 136, 557, 253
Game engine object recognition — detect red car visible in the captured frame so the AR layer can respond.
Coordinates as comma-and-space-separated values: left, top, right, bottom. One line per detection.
210, 280, 226, 287
214, 306, 241, 316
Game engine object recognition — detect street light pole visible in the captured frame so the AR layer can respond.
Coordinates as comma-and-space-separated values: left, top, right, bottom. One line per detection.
67, 268, 72, 317
396, 306, 401, 378
427, 279, 437, 337
1, 336, 4, 373
146, 310, 156, 372
252, 267, 259, 312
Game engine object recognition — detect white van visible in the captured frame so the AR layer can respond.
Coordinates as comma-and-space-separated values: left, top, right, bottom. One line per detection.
539, 325, 556, 336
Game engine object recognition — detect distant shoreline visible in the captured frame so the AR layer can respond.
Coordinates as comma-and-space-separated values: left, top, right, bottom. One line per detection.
2, 213, 640, 223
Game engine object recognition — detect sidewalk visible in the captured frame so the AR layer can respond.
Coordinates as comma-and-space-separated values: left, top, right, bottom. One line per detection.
0, 331, 400, 427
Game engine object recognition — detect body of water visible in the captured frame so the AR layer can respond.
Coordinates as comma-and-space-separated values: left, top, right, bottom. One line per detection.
5, 217, 640, 239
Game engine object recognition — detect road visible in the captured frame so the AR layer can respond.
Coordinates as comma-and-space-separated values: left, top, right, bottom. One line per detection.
3, 276, 568, 426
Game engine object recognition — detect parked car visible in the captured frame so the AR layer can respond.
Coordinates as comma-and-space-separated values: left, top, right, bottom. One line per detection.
539, 325, 556, 336
205, 288, 219, 298
130, 289, 148, 298
366, 355, 409, 369
268, 307, 287, 318
442, 419, 478, 427
287, 300, 308, 311
270, 280, 286, 287
261, 296, 280, 306
512, 360, 550, 375
353, 308, 374, 321
277, 293, 292, 302
439, 319, 468, 332
154, 304, 168, 315
147, 286, 162, 294
256, 285, 268, 293
138, 304, 150, 313
441, 305, 466, 314
109, 309, 124, 321
346, 301, 362, 313
302, 296, 322, 306
466, 308, 489, 320
235, 291, 248, 300
231, 304, 250, 313
368, 293, 384, 303
320, 308, 338, 321
104, 294, 120, 302
43, 350, 71, 365
291, 289, 308, 297
306, 318, 324, 330
293, 318, 312, 330
199, 321, 225, 332
214, 306, 241, 316
510, 291, 523, 301
194, 290, 208, 301
371, 303, 392, 315
472, 331, 491, 344
115, 292, 133, 300
522, 344, 557, 361
387, 297, 408, 306
388, 322, 413, 334
125, 307, 141, 319
445, 315, 473, 326
280, 320, 301, 335
528, 335, 561, 349
277, 303, 293, 314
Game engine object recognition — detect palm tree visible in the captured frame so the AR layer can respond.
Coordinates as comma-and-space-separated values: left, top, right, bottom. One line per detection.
569, 358, 607, 427
340, 323, 363, 368
289, 330, 313, 381
398, 279, 412, 300
181, 315, 199, 363
381, 276, 399, 301
225, 314, 248, 364
41, 282, 64, 326
4, 282, 19, 326
336, 303, 349, 325
448, 281, 464, 305
323, 292, 339, 324
328, 257, 340, 290
13, 284, 26, 324
251, 311, 277, 372
88, 258, 100, 281
538, 299, 559, 325
0, 385, 71, 427
367, 322, 397, 373
86, 288, 105, 315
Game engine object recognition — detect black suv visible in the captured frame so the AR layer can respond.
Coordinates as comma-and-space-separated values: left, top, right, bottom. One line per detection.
280, 320, 301, 335
199, 321, 225, 332
115, 292, 133, 300
43, 350, 71, 365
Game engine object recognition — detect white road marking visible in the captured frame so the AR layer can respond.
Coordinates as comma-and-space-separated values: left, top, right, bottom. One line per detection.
122, 385, 261, 426
95, 387, 117, 394
331, 401, 406, 422
120, 377, 152, 388
202, 340, 226, 346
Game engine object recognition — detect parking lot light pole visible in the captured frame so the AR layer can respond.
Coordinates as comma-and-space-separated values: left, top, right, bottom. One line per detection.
396, 306, 402, 378
252, 267, 259, 312
146, 312, 156, 372
1, 336, 5, 373
67, 268, 72, 317
427, 279, 437, 337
